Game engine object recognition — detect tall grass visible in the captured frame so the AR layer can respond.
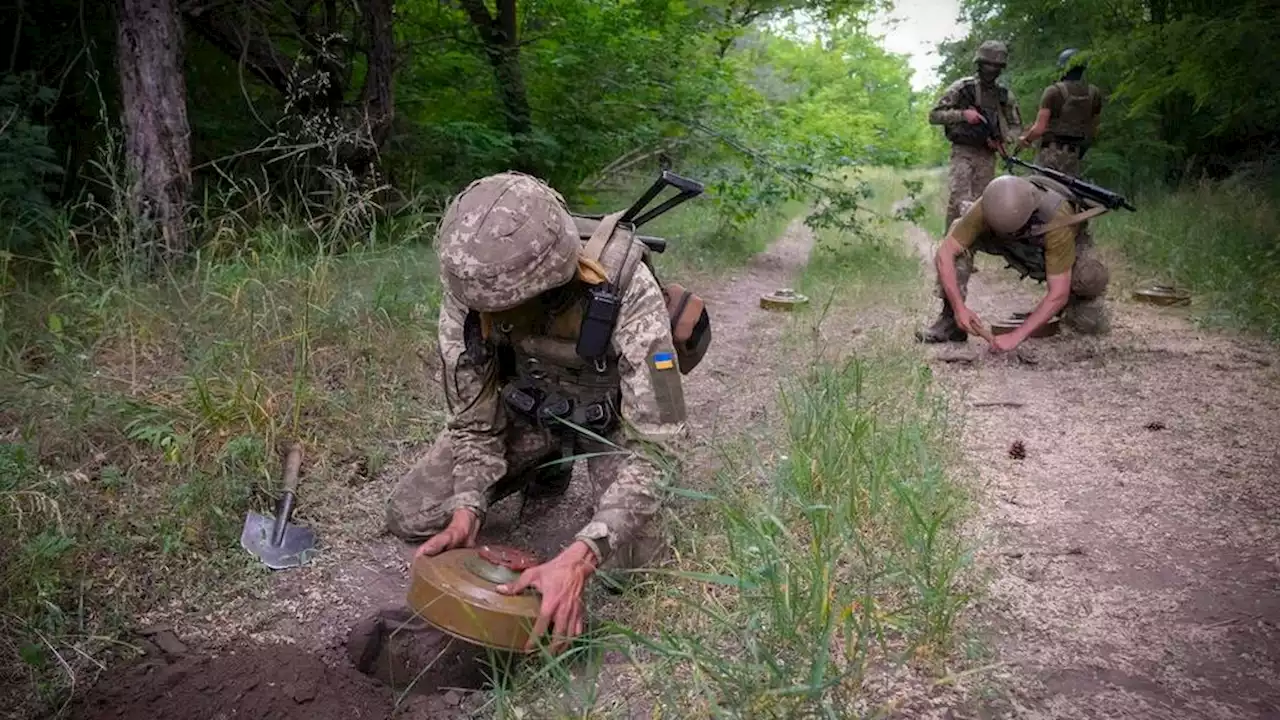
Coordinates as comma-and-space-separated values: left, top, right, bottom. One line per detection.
617, 355, 965, 718
1101, 174, 1280, 340
493, 169, 973, 718
0, 162, 799, 716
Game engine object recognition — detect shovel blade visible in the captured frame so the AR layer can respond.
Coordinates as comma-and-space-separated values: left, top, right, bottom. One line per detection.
240, 511, 318, 570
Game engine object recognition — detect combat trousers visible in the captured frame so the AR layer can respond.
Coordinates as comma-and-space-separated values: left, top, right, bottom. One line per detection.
1035, 143, 1082, 176
926, 225, 1111, 336
945, 144, 998, 230
385, 419, 665, 571
942, 143, 999, 288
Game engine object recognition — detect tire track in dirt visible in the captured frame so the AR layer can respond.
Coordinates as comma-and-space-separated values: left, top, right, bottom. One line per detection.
84, 220, 816, 719
909, 226, 1280, 719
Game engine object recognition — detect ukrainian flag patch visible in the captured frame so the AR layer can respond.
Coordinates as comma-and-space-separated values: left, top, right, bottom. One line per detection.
652, 351, 676, 371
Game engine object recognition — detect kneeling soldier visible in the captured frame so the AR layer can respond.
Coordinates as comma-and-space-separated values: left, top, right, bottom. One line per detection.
386, 171, 687, 651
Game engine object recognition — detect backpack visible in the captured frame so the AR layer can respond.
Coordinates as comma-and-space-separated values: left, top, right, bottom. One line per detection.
571, 211, 711, 375
1046, 81, 1098, 142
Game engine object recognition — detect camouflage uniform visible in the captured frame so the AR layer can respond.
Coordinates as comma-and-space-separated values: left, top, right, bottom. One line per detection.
386, 172, 687, 571
919, 42, 1023, 343
1033, 80, 1102, 176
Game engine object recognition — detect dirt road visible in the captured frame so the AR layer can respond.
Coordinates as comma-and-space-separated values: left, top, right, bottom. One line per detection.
912, 228, 1280, 719
72, 222, 816, 719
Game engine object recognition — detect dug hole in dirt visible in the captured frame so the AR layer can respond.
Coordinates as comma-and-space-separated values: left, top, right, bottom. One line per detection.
73, 619, 508, 719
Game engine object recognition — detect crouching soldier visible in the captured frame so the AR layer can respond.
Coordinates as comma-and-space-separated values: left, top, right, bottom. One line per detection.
917, 174, 1112, 350
386, 171, 687, 651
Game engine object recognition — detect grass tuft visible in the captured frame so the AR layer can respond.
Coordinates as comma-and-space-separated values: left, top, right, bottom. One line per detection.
1100, 175, 1280, 340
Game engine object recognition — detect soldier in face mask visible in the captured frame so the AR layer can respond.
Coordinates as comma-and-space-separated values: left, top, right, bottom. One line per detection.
920, 40, 1024, 343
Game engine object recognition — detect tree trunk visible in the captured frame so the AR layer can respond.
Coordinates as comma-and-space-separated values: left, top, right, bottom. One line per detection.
362, 0, 395, 150
459, 0, 534, 171
117, 0, 191, 263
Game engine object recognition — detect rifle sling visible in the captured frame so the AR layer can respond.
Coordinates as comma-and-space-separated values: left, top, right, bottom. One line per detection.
1016, 205, 1109, 242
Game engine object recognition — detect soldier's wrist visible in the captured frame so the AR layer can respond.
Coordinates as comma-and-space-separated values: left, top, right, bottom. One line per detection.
571, 534, 608, 567
563, 540, 600, 572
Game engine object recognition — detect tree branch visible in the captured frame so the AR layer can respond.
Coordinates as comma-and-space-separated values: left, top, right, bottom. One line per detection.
183, 2, 294, 94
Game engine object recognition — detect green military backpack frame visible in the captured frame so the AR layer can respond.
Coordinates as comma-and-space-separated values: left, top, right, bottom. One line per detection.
570, 170, 712, 375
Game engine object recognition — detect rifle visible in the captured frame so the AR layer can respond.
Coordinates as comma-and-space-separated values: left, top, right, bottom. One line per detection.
571, 170, 706, 254
974, 108, 1137, 212
1001, 154, 1137, 212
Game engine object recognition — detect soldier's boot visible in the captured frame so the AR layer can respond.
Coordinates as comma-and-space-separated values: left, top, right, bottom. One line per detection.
915, 299, 968, 344
484, 451, 575, 509
595, 523, 670, 595
523, 452, 574, 500
1062, 296, 1111, 335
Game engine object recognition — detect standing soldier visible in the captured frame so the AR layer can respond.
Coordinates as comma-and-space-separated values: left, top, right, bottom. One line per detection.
918, 40, 1023, 343
385, 171, 688, 652
1017, 48, 1103, 176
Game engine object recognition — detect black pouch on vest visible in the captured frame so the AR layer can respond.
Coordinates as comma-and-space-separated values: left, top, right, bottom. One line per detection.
501, 383, 542, 417
576, 286, 621, 361
537, 394, 574, 428
463, 310, 491, 366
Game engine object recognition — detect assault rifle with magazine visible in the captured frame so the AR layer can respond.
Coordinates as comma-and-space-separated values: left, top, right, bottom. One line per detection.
976, 110, 1137, 212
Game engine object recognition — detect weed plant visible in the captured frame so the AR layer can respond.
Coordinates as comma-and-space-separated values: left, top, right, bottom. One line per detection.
1100, 175, 1280, 341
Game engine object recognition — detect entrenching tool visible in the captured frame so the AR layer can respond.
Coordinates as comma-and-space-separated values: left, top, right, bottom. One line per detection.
240, 443, 317, 569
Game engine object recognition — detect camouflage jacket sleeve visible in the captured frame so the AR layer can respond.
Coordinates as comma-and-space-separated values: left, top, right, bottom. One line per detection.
437, 289, 509, 518
1002, 87, 1023, 143
928, 79, 970, 126
573, 264, 688, 563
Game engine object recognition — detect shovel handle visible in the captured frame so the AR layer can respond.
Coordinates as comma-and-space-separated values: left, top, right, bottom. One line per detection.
271, 443, 304, 546
281, 443, 304, 494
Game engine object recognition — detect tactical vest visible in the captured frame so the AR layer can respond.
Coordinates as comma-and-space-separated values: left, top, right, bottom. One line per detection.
945, 78, 1010, 148
976, 175, 1090, 282
464, 212, 710, 438
1045, 81, 1097, 144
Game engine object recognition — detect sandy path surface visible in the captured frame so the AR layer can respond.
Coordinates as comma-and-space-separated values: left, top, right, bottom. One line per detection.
77, 221, 815, 719
910, 227, 1280, 719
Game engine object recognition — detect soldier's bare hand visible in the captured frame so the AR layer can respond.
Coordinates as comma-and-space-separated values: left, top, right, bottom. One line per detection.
954, 306, 984, 336
962, 108, 984, 125
989, 334, 1021, 354
414, 508, 480, 559
496, 541, 597, 654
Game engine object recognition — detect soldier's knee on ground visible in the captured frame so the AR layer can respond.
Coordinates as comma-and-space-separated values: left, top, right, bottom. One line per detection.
596, 522, 671, 594
1070, 252, 1110, 298
384, 442, 456, 541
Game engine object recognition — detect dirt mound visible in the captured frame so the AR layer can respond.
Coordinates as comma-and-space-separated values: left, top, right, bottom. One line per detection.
74, 643, 396, 720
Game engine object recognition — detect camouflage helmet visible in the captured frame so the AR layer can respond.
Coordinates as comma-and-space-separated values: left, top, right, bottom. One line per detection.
437, 172, 580, 312
981, 175, 1038, 235
974, 40, 1008, 67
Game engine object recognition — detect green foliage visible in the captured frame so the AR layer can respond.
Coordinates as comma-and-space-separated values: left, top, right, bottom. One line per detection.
5, 0, 945, 265
1101, 174, 1280, 340
936, 0, 1280, 188
0, 73, 63, 252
